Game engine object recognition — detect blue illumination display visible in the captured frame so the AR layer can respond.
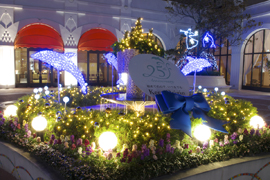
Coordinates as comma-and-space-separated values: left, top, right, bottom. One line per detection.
202, 32, 216, 48
180, 28, 199, 50
181, 56, 211, 76
31, 50, 87, 94
104, 53, 118, 71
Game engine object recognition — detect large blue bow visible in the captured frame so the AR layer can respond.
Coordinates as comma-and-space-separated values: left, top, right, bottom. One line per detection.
155, 91, 228, 137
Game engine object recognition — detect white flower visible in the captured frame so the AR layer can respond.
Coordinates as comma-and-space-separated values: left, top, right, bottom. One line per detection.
149, 139, 155, 148
78, 147, 82, 154
239, 135, 243, 141
172, 140, 181, 149
65, 136, 70, 142
179, 147, 183, 153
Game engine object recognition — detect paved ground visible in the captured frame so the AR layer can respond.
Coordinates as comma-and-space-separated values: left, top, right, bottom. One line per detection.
0, 87, 269, 179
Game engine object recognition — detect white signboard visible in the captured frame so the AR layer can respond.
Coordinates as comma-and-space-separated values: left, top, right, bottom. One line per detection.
128, 54, 190, 97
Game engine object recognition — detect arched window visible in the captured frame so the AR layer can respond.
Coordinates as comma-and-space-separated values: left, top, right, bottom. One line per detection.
242, 29, 270, 91
176, 38, 231, 85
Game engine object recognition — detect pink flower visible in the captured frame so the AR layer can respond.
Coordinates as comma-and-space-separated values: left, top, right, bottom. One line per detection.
84, 139, 90, 147
71, 144, 76, 150
219, 141, 224, 147
214, 138, 218, 143
76, 138, 82, 146
153, 155, 158, 160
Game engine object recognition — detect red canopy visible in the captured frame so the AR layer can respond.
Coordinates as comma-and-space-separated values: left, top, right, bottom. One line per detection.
78, 28, 117, 51
14, 23, 64, 51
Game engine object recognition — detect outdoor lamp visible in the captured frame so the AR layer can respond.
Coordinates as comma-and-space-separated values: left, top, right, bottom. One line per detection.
32, 116, 47, 131
45, 90, 50, 95
203, 88, 207, 93
44, 86, 48, 91
194, 124, 211, 142
221, 91, 225, 96
250, 115, 264, 129
33, 88, 38, 94
198, 85, 202, 90
34, 94, 40, 100
99, 132, 117, 151
38, 87, 43, 93
4, 105, 18, 117
63, 96, 69, 113
214, 87, 219, 92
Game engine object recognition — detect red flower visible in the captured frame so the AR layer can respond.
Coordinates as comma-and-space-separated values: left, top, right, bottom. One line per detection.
17, 124, 21, 130
49, 139, 53, 145
84, 139, 90, 147
57, 139, 62, 144
71, 143, 76, 150
188, 150, 192, 154
33, 133, 36, 138
244, 128, 248, 135
116, 152, 121, 158
127, 154, 133, 163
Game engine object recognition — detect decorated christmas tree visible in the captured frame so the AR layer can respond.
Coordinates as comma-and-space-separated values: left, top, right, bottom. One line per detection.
112, 17, 164, 57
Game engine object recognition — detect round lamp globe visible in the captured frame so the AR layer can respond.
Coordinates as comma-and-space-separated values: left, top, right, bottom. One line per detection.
4, 105, 18, 117
250, 115, 264, 129
32, 116, 47, 131
194, 125, 211, 142
98, 132, 117, 151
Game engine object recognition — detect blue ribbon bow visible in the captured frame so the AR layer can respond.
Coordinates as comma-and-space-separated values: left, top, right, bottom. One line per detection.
155, 91, 228, 137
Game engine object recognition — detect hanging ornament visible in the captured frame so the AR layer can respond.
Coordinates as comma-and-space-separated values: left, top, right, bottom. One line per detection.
56, 116, 61, 122
76, 106, 81, 111
94, 122, 100, 128
56, 111, 62, 116
118, 111, 125, 116
105, 107, 111, 114
38, 112, 42, 115
19, 100, 24, 103
45, 103, 50, 107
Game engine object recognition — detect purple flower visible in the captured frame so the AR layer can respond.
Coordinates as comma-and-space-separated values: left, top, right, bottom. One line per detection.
54, 139, 58, 145
166, 133, 170, 142
76, 138, 82, 146
70, 135, 74, 142
166, 144, 171, 153
141, 144, 147, 151
0, 121, 3, 126
230, 132, 238, 140
24, 124, 28, 132
203, 141, 208, 149
159, 139, 164, 147
219, 142, 224, 147
250, 129, 255, 136
143, 148, 150, 157
0, 114, 2, 118
51, 134, 55, 140
141, 155, 145, 160
171, 147, 175, 154
233, 140, 238, 144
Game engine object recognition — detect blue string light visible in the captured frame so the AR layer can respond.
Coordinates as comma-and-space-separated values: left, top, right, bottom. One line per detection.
180, 28, 199, 50
30, 50, 87, 94
202, 32, 216, 48
181, 56, 211, 76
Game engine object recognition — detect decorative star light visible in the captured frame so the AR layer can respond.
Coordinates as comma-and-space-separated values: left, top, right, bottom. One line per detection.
181, 56, 212, 76
180, 28, 199, 50
104, 53, 118, 71
202, 32, 216, 48
31, 50, 87, 94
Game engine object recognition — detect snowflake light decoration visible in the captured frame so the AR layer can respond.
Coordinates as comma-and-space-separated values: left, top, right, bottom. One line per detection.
31, 50, 87, 94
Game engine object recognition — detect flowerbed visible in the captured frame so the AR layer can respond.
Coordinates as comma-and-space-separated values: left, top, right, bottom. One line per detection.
0, 87, 268, 180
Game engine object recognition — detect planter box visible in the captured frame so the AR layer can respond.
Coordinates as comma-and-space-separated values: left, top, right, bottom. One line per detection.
186, 75, 231, 92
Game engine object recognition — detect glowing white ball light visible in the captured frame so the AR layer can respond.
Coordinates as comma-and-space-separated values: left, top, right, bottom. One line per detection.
214, 87, 219, 92
63, 96, 69, 103
221, 91, 225, 96
198, 85, 202, 90
45, 90, 50, 95
194, 125, 211, 141
38, 87, 43, 93
250, 115, 264, 129
203, 88, 207, 93
33, 88, 38, 94
99, 132, 117, 151
44, 86, 48, 90
32, 116, 47, 131
35, 94, 40, 100
4, 105, 18, 116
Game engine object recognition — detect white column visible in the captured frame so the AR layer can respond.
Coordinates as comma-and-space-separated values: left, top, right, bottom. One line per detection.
0, 46, 15, 88
230, 45, 243, 90
64, 48, 78, 86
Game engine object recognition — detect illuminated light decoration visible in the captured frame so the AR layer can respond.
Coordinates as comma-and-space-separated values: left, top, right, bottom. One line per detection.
250, 115, 265, 129
104, 53, 118, 71
98, 132, 117, 151
181, 56, 211, 76
203, 88, 207, 93
63, 96, 69, 103
38, 87, 43, 93
33, 88, 38, 94
117, 73, 128, 86
45, 90, 50, 95
198, 85, 202, 90
194, 124, 211, 141
214, 87, 219, 92
35, 94, 40, 100
202, 32, 216, 48
31, 50, 87, 94
221, 91, 225, 96
180, 28, 199, 50
44, 86, 48, 90
32, 116, 47, 131
4, 105, 18, 116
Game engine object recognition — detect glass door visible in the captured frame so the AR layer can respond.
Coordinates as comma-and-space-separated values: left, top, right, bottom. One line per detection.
89, 53, 98, 84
